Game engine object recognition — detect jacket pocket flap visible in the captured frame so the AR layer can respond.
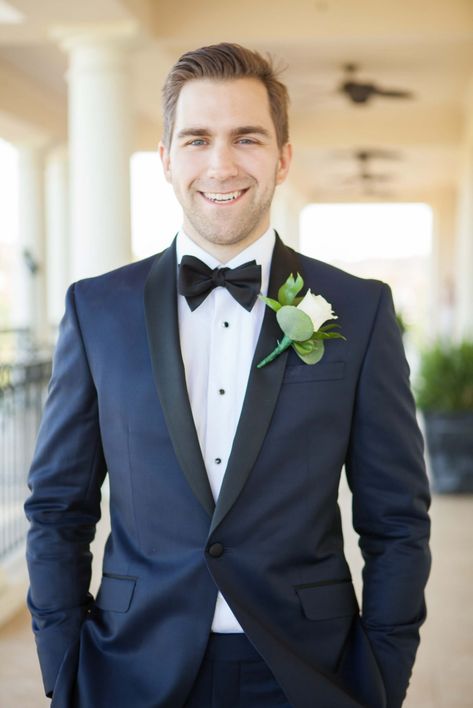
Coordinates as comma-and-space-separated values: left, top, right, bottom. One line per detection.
283, 361, 345, 383
95, 575, 136, 613
295, 580, 358, 621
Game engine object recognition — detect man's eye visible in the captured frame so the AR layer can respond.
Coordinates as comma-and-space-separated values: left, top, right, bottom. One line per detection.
188, 139, 207, 146
237, 138, 256, 144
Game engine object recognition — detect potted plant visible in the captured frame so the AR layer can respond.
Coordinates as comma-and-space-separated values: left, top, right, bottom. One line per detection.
395, 310, 408, 338
415, 341, 473, 493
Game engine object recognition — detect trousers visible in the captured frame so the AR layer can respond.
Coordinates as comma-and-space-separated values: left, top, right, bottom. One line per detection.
184, 633, 292, 707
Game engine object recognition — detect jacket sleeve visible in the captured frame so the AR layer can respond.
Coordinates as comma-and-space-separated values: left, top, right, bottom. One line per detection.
345, 283, 431, 708
24, 282, 107, 697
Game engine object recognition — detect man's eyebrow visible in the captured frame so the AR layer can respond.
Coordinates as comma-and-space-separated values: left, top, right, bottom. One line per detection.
176, 128, 209, 139
230, 125, 271, 138
175, 125, 271, 139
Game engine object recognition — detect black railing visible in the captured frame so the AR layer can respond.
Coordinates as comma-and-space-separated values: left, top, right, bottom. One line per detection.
0, 328, 36, 358
0, 357, 52, 561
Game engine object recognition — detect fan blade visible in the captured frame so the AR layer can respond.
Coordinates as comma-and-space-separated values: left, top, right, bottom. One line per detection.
373, 86, 415, 99
345, 173, 393, 185
361, 148, 400, 160
360, 173, 393, 182
354, 150, 401, 163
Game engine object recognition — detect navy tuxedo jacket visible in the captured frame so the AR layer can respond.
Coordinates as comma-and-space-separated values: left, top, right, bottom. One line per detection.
25, 235, 431, 708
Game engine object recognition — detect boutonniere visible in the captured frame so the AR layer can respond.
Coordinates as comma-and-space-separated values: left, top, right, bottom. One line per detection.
257, 273, 346, 368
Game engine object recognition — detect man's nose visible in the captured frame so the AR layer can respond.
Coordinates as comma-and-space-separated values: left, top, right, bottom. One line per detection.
206, 143, 239, 180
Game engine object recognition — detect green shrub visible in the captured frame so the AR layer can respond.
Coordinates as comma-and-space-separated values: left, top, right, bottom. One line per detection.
395, 311, 407, 336
415, 341, 473, 412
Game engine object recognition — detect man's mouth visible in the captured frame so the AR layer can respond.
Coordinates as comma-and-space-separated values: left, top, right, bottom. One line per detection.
200, 189, 248, 204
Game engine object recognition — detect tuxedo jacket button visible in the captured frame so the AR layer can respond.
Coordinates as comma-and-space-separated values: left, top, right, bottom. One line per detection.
208, 542, 224, 558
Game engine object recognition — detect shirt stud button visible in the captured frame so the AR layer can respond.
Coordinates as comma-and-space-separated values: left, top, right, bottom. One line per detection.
219, 389, 225, 395
215, 458, 222, 464
223, 321, 229, 328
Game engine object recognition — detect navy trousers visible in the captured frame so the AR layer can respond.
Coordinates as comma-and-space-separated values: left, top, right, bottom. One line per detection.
184, 633, 292, 707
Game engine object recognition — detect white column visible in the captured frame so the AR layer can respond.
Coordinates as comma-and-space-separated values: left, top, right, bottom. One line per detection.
429, 190, 457, 339
56, 24, 135, 280
16, 143, 49, 347
45, 145, 70, 329
271, 182, 307, 250
454, 75, 473, 340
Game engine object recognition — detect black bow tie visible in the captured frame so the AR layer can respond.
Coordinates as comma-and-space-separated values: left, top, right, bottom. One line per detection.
178, 255, 262, 312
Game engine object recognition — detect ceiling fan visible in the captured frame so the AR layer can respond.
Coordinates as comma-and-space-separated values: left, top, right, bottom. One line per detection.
339, 64, 415, 105
351, 149, 398, 189
330, 149, 400, 196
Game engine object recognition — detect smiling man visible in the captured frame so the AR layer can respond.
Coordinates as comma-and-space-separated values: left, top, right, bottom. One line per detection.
160, 76, 291, 258
25, 44, 431, 708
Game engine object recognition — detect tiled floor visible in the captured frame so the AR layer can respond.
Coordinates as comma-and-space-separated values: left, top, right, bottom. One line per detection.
1, 485, 472, 708
341, 484, 473, 708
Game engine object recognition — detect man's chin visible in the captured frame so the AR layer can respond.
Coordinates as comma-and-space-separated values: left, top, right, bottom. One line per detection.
185, 219, 253, 248
195, 231, 253, 248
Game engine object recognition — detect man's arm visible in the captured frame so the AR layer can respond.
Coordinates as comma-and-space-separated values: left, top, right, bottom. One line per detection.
24, 282, 107, 697
345, 283, 431, 708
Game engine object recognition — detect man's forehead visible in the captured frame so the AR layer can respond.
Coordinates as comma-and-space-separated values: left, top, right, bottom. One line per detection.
173, 77, 275, 133
178, 76, 267, 95
176, 78, 270, 114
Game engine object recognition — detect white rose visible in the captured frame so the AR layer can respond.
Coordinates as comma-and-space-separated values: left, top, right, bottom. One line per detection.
297, 290, 337, 331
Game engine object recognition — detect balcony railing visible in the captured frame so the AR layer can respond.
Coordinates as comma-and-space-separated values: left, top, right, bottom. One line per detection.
0, 356, 52, 561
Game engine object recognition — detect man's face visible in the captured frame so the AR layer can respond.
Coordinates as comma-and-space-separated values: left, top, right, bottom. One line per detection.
159, 77, 291, 257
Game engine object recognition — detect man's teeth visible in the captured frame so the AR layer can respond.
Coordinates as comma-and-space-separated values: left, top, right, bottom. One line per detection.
203, 190, 243, 202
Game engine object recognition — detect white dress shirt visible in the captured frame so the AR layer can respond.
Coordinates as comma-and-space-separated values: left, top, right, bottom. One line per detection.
176, 227, 275, 632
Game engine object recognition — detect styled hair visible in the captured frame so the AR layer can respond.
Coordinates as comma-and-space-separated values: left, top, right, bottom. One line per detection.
162, 42, 289, 149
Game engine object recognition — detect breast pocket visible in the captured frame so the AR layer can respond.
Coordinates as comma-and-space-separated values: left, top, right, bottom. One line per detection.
282, 361, 345, 384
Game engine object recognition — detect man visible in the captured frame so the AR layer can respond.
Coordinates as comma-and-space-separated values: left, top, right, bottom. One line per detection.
25, 43, 431, 708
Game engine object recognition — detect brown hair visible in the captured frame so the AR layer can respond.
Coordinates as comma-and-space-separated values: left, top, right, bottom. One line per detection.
162, 42, 289, 150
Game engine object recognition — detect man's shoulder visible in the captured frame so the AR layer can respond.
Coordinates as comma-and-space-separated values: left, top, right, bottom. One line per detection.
292, 247, 385, 298
286, 246, 390, 335
73, 247, 170, 300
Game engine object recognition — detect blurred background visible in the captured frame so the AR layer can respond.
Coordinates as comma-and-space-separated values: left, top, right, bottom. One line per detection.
0, 1, 472, 706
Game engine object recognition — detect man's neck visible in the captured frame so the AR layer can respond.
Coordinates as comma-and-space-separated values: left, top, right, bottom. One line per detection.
182, 228, 270, 265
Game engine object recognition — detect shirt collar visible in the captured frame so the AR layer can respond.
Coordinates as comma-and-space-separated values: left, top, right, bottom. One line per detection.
176, 227, 275, 270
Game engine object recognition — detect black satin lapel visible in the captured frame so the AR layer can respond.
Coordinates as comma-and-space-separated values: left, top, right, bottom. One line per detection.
144, 240, 215, 518
209, 235, 302, 535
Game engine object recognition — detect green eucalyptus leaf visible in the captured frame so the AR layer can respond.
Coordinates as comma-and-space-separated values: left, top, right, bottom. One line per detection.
294, 340, 325, 365
293, 339, 316, 355
318, 323, 341, 332
276, 306, 314, 341
311, 331, 347, 341
258, 295, 282, 312
278, 272, 304, 305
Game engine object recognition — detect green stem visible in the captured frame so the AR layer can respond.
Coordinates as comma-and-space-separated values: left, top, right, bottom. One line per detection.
257, 335, 293, 368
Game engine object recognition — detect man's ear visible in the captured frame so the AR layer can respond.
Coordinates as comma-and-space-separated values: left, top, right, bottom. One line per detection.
276, 142, 292, 186
158, 141, 172, 183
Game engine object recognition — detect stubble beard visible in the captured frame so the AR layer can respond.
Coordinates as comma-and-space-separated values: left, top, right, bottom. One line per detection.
184, 177, 277, 248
